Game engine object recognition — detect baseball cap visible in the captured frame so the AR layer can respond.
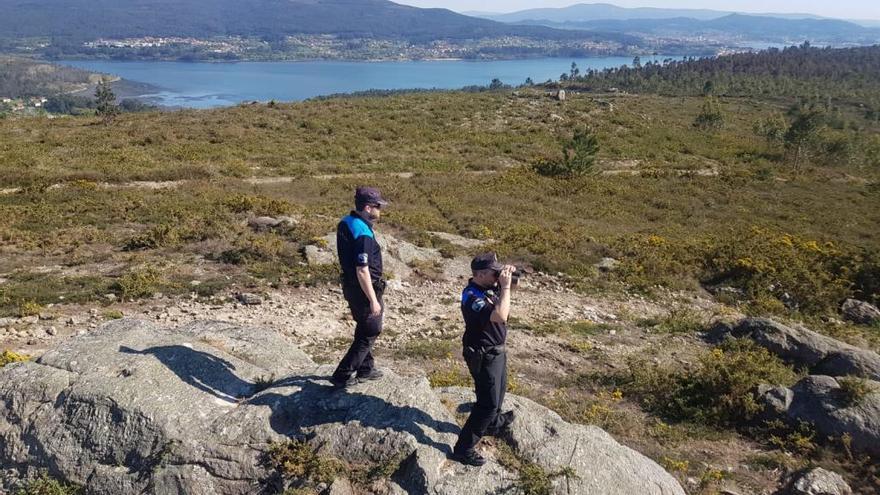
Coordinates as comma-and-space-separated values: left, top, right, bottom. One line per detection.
471, 252, 504, 272
355, 187, 389, 207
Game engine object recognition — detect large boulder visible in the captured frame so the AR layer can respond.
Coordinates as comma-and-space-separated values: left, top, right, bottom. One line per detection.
790, 467, 852, 495
303, 244, 336, 266
718, 318, 880, 380
438, 388, 686, 495
758, 375, 880, 458
1, 319, 686, 495
308, 232, 418, 280
841, 299, 880, 326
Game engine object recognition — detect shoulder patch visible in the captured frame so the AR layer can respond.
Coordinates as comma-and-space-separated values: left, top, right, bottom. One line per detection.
357, 253, 369, 264
471, 298, 487, 312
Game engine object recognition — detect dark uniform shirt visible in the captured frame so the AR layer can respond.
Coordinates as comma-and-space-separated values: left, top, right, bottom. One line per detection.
461, 279, 508, 348
337, 210, 383, 285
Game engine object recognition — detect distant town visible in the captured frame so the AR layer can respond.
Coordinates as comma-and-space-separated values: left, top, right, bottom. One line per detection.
41, 34, 720, 62
0, 96, 49, 116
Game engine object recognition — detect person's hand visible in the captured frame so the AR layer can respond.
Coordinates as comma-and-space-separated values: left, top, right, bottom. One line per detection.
498, 265, 515, 289
370, 300, 382, 317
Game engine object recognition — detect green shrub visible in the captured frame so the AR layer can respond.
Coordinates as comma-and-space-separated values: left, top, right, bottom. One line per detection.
626, 338, 798, 425
14, 471, 82, 495
428, 364, 471, 388
284, 263, 340, 287
495, 441, 577, 495
123, 224, 182, 250
613, 234, 703, 292
18, 300, 43, 317
267, 440, 346, 486
851, 248, 880, 306
837, 376, 875, 407
1, 350, 30, 368
0, 275, 114, 317
102, 310, 124, 320
655, 308, 705, 334
765, 419, 817, 456
693, 96, 724, 131
219, 233, 294, 267
703, 227, 856, 315
533, 127, 599, 178
115, 265, 166, 300
267, 439, 406, 492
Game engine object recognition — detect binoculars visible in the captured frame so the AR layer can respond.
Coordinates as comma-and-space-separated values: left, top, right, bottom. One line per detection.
494, 267, 523, 286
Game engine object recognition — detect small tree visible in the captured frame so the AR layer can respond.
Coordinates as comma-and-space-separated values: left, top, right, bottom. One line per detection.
95, 78, 119, 122
535, 127, 600, 178
784, 110, 823, 170
693, 96, 724, 131
702, 80, 715, 96
489, 78, 505, 90
753, 112, 787, 148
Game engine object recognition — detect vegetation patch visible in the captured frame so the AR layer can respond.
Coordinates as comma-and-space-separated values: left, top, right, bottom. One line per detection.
114, 264, 169, 300
266, 439, 407, 493
267, 440, 347, 488
495, 441, 577, 495
0, 274, 114, 317
1, 350, 30, 368
102, 309, 124, 320
624, 338, 799, 425
654, 308, 706, 334
702, 227, 862, 315
837, 376, 876, 407
12, 470, 82, 495
395, 337, 456, 361
428, 362, 471, 388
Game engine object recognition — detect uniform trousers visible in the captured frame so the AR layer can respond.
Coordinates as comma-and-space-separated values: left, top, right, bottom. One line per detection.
332, 283, 384, 380
453, 344, 507, 454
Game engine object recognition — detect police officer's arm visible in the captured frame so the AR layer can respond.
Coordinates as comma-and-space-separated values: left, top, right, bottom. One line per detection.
356, 265, 381, 316
490, 265, 514, 323
354, 235, 382, 317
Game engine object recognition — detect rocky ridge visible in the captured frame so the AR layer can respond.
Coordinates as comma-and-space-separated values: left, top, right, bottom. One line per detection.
0, 319, 686, 495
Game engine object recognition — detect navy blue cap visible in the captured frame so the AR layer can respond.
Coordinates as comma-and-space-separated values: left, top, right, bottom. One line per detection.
471, 252, 504, 272
355, 187, 389, 207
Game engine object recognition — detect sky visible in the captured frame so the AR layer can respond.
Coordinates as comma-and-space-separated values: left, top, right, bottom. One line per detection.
395, 1, 880, 20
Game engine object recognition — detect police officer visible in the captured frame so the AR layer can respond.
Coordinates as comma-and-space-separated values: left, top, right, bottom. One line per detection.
330, 186, 388, 388
452, 252, 516, 466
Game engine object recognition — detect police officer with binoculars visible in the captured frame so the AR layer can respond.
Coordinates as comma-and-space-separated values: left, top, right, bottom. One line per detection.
451, 252, 517, 466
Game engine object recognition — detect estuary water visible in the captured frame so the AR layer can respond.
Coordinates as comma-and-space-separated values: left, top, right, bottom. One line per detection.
61, 56, 680, 108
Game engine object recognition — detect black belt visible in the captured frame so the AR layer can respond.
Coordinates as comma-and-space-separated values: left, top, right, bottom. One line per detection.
342, 278, 385, 292
465, 344, 505, 353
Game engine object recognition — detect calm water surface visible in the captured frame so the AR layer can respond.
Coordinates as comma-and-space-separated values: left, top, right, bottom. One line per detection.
62, 56, 680, 108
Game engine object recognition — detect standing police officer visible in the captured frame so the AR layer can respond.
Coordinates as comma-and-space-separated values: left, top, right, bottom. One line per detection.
331, 186, 388, 388
452, 252, 516, 466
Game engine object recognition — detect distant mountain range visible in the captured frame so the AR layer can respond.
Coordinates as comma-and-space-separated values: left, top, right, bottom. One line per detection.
518, 14, 880, 44
468, 4, 880, 45
0, 0, 618, 43
467, 3, 879, 28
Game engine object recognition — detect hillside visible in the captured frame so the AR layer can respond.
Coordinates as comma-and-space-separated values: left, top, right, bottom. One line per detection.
0, 56, 101, 98
0, 44, 879, 494
557, 44, 880, 99
470, 3, 827, 23
0, 0, 610, 43
509, 14, 880, 45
